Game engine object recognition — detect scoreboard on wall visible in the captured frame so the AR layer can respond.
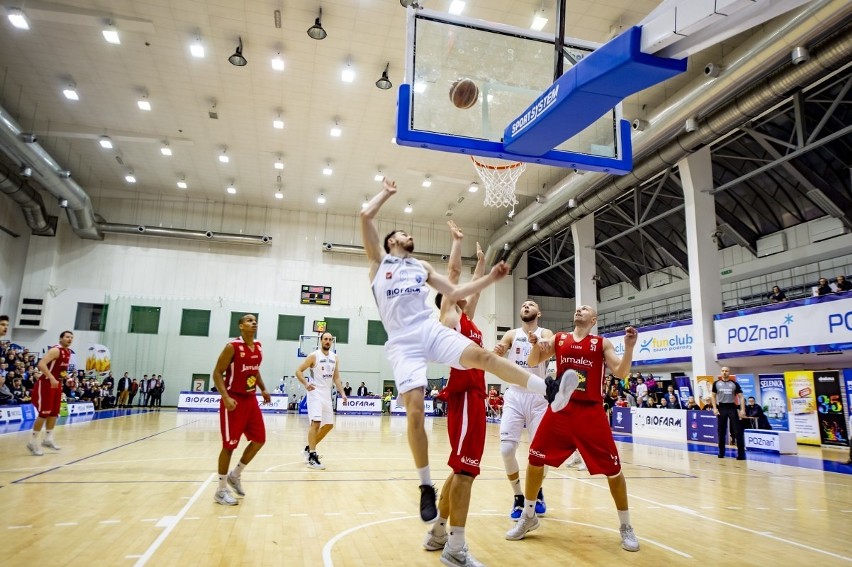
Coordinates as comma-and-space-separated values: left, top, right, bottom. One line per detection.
301, 285, 332, 305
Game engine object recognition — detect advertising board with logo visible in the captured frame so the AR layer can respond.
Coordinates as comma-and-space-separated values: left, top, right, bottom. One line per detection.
335, 397, 382, 415
631, 407, 687, 441
784, 371, 820, 446
605, 321, 693, 366
177, 392, 287, 413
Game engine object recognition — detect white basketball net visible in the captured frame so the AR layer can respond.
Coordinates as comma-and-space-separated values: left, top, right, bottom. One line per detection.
471, 156, 526, 213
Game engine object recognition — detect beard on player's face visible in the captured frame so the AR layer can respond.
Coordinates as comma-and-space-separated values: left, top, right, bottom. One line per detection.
521, 312, 538, 323
401, 239, 414, 252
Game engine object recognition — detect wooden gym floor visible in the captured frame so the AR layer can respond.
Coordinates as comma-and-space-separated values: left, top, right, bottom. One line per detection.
0, 409, 850, 566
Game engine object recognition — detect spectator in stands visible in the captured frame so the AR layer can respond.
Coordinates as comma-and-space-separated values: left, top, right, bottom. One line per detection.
0, 373, 15, 404
382, 389, 393, 414
615, 395, 629, 408
658, 397, 669, 409
116, 372, 131, 408
128, 378, 139, 406
816, 278, 832, 296
154, 375, 165, 407
343, 382, 352, 397
357, 382, 368, 396
634, 376, 648, 407
139, 374, 149, 406
10, 376, 30, 403
745, 397, 771, 430
685, 396, 700, 410
664, 385, 682, 409
769, 286, 786, 303
835, 275, 852, 293
0, 362, 7, 379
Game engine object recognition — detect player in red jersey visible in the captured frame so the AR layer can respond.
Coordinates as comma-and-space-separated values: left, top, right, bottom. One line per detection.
423, 221, 488, 567
211, 314, 271, 505
28, 330, 73, 456
506, 305, 641, 552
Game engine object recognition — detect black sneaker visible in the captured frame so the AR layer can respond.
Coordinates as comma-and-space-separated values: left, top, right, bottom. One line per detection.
419, 484, 438, 523
545, 376, 558, 404
307, 452, 326, 470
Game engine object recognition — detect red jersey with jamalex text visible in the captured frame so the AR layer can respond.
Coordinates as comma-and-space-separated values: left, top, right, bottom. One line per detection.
225, 337, 262, 396
446, 313, 486, 399
553, 332, 606, 403
45, 346, 71, 381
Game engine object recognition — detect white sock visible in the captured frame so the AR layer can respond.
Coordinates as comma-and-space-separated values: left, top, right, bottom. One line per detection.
218, 474, 227, 490
232, 461, 246, 478
45, 430, 54, 442
447, 526, 465, 551
510, 477, 523, 496
523, 499, 536, 518
31, 430, 40, 441
417, 465, 432, 486
526, 375, 546, 396
618, 509, 631, 526
432, 516, 448, 536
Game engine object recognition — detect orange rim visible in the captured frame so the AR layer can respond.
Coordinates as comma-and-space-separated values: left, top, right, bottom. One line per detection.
470, 156, 525, 170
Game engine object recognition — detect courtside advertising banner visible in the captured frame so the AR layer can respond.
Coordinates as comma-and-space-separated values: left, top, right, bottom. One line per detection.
391, 397, 434, 415
737, 374, 758, 404
611, 407, 632, 433
631, 407, 686, 441
335, 397, 382, 415
606, 321, 693, 365
784, 371, 820, 446
714, 294, 852, 358
673, 376, 693, 407
687, 410, 718, 443
813, 370, 848, 446
845, 368, 852, 426
177, 392, 287, 413
759, 374, 789, 431
695, 375, 714, 408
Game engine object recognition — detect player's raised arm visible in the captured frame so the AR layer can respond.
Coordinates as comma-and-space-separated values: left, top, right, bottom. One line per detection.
447, 220, 464, 285
527, 332, 554, 367
603, 326, 637, 379
360, 178, 397, 276
425, 260, 510, 301
463, 242, 486, 319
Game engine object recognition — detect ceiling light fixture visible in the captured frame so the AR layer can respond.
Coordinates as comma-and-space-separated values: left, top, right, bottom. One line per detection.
404, 203, 413, 213
413, 81, 427, 94
125, 171, 136, 183
7, 8, 29, 30
227, 184, 237, 194
322, 164, 333, 176
448, 0, 465, 16
273, 117, 284, 129
361, 196, 369, 209
317, 194, 326, 204
307, 7, 327, 40
330, 120, 341, 137
374, 170, 384, 182
271, 53, 284, 71
160, 143, 172, 156
190, 35, 205, 58
468, 182, 479, 193
177, 177, 188, 189
219, 149, 229, 163
341, 57, 355, 83
137, 95, 151, 111
62, 84, 79, 100
422, 176, 432, 188
228, 36, 247, 66
102, 22, 120, 44
531, 10, 548, 31
375, 62, 392, 90
98, 136, 113, 149
274, 191, 284, 199
274, 158, 284, 170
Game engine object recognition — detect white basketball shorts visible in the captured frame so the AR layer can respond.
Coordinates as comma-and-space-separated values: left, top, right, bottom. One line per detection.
499, 387, 549, 444
385, 318, 473, 394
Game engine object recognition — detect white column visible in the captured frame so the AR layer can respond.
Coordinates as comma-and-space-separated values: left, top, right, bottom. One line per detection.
511, 253, 528, 327
572, 213, 597, 332
679, 146, 721, 377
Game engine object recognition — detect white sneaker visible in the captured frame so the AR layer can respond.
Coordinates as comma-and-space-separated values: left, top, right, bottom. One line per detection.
620, 524, 640, 552
227, 473, 245, 497
42, 439, 61, 450
423, 529, 448, 551
551, 370, 579, 413
214, 488, 238, 506
505, 514, 540, 540
440, 545, 485, 567
27, 441, 43, 456
307, 453, 326, 470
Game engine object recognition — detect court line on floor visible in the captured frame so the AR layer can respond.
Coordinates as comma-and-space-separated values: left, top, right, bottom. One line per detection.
557, 472, 852, 562
133, 473, 214, 567
11, 420, 202, 484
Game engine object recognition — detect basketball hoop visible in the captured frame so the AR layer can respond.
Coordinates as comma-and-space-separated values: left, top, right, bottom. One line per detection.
470, 156, 526, 212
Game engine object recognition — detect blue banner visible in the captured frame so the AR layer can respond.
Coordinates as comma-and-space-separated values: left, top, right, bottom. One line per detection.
673, 376, 693, 407
686, 410, 718, 443
759, 374, 789, 431
737, 374, 758, 404
844, 368, 852, 429
611, 407, 632, 433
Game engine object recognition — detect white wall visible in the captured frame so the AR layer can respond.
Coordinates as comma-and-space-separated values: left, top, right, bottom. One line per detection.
5, 197, 509, 403
0, 202, 30, 322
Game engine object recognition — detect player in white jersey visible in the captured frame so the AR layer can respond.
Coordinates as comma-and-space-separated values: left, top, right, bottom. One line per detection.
360, 178, 571, 526
493, 300, 553, 519
295, 332, 347, 470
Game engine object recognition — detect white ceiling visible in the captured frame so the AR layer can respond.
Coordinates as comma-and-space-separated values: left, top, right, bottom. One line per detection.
0, 0, 711, 231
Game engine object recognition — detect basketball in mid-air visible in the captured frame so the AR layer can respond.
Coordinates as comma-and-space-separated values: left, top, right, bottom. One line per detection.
449, 78, 479, 109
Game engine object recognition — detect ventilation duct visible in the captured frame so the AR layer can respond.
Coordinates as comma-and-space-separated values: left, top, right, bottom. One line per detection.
97, 223, 272, 246
322, 242, 477, 266
0, 162, 56, 235
484, 0, 852, 267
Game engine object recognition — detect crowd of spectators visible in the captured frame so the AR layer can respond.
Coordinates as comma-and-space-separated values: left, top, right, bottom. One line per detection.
770, 274, 852, 302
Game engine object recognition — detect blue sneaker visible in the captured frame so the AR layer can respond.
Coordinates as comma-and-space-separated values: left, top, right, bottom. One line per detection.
510, 494, 524, 519
535, 488, 546, 515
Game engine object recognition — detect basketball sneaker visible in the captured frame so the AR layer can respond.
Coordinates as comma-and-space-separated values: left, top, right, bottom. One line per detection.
550, 370, 579, 413
505, 514, 539, 540
419, 484, 438, 523
27, 440, 43, 456
440, 544, 484, 567
535, 488, 546, 515
510, 494, 524, 519
214, 488, 238, 506
422, 528, 447, 551
41, 439, 61, 450
227, 473, 245, 497
303, 445, 310, 462
620, 524, 640, 551
307, 453, 326, 470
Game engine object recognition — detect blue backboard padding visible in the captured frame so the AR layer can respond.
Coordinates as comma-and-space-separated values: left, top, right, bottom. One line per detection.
503, 26, 687, 156
396, 83, 634, 174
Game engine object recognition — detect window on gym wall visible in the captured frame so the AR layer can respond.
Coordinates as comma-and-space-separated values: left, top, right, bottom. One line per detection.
366, 320, 388, 346
229, 311, 259, 337
277, 315, 305, 341
180, 309, 211, 337
129, 305, 161, 334
324, 317, 349, 344
75, 303, 108, 331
